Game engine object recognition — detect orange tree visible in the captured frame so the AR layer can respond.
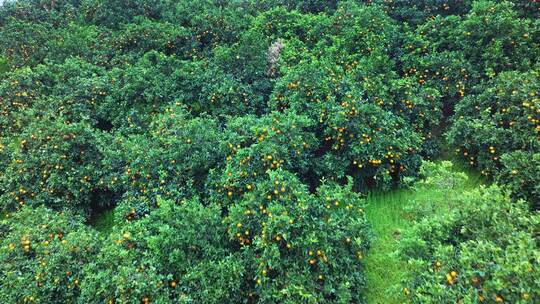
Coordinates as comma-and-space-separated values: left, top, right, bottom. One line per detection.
80, 198, 244, 304
400, 182, 540, 303
260, 2, 440, 185
0, 0, 538, 303
98, 51, 187, 134
225, 169, 371, 303
371, 0, 473, 24
161, 0, 255, 55
102, 104, 228, 219
0, 115, 110, 214
0, 1, 93, 68
399, 0, 540, 119
252, 0, 340, 13
207, 110, 318, 201
106, 17, 191, 60
447, 69, 540, 206
269, 57, 424, 189
498, 151, 540, 210
0, 19, 53, 68
507, 0, 540, 18
0, 58, 110, 136
79, 0, 168, 29
100, 50, 268, 130
0, 206, 100, 303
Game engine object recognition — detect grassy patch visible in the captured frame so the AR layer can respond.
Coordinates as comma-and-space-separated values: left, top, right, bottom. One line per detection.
364, 188, 413, 304
89, 209, 115, 233
364, 161, 485, 303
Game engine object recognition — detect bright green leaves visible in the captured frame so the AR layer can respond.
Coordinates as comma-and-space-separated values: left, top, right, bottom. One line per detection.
0, 56, 8, 75
498, 151, 540, 209
226, 169, 371, 303
447, 69, 540, 207
81, 199, 243, 304
0, 206, 100, 303
0, 117, 110, 214
0, 1, 538, 303
106, 105, 227, 217
400, 177, 540, 303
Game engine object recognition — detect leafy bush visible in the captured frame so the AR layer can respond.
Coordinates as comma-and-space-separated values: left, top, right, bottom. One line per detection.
0, 206, 99, 303
0, 116, 109, 214
0, 58, 108, 135
208, 110, 318, 201
81, 198, 244, 304
104, 104, 227, 217
400, 171, 540, 303
226, 169, 371, 303
374, 0, 473, 24
270, 57, 425, 189
447, 69, 539, 206
498, 151, 540, 210
401, 0, 540, 114
0, 0, 539, 302
0, 56, 8, 75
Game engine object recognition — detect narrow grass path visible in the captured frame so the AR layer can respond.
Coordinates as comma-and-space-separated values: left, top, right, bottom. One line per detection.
364, 189, 412, 304
363, 161, 485, 304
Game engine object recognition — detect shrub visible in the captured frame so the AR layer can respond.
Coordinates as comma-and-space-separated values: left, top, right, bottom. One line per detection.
400, 182, 540, 303
208, 110, 318, 201
0, 0, 538, 302
104, 104, 227, 217
401, 0, 540, 114
0, 58, 109, 135
226, 169, 371, 303
0, 116, 109, 214
269, 58, 424, 189
0, 56, 8, 75
80, 198, 244, 304
373, 0, 473, 24
447, 69, 539, 197
498, 151, 540, 209
0, 206, 99, 303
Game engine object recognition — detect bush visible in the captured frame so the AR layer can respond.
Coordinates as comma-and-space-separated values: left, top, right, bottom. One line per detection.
208, 110, 318, 201
447, 69, 539, 207
80, 198, 244, 304
0, 58, 109, 135
374, 0, 473, 24
498, 151, 540, 210
0, 0, 538, 302
400, 181, 540, 303
104, 104, 227, 218
0, 56, 8, 75
269, 57, 425, 189
0, 206, 99, 303
401, 0, 540, 114
226, 169, 371, 303
0, 116, 109, 214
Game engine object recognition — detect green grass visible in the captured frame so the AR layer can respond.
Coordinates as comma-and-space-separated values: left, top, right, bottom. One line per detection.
89, 209, 116, 233
364, 188, 414, 304
363, 160, 486, 304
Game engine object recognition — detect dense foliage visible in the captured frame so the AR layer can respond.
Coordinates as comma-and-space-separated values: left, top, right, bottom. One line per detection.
0, 206, 99, 303
0, 0, 538, 303
400, 162, 540, 303
447, 70, 540, 206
